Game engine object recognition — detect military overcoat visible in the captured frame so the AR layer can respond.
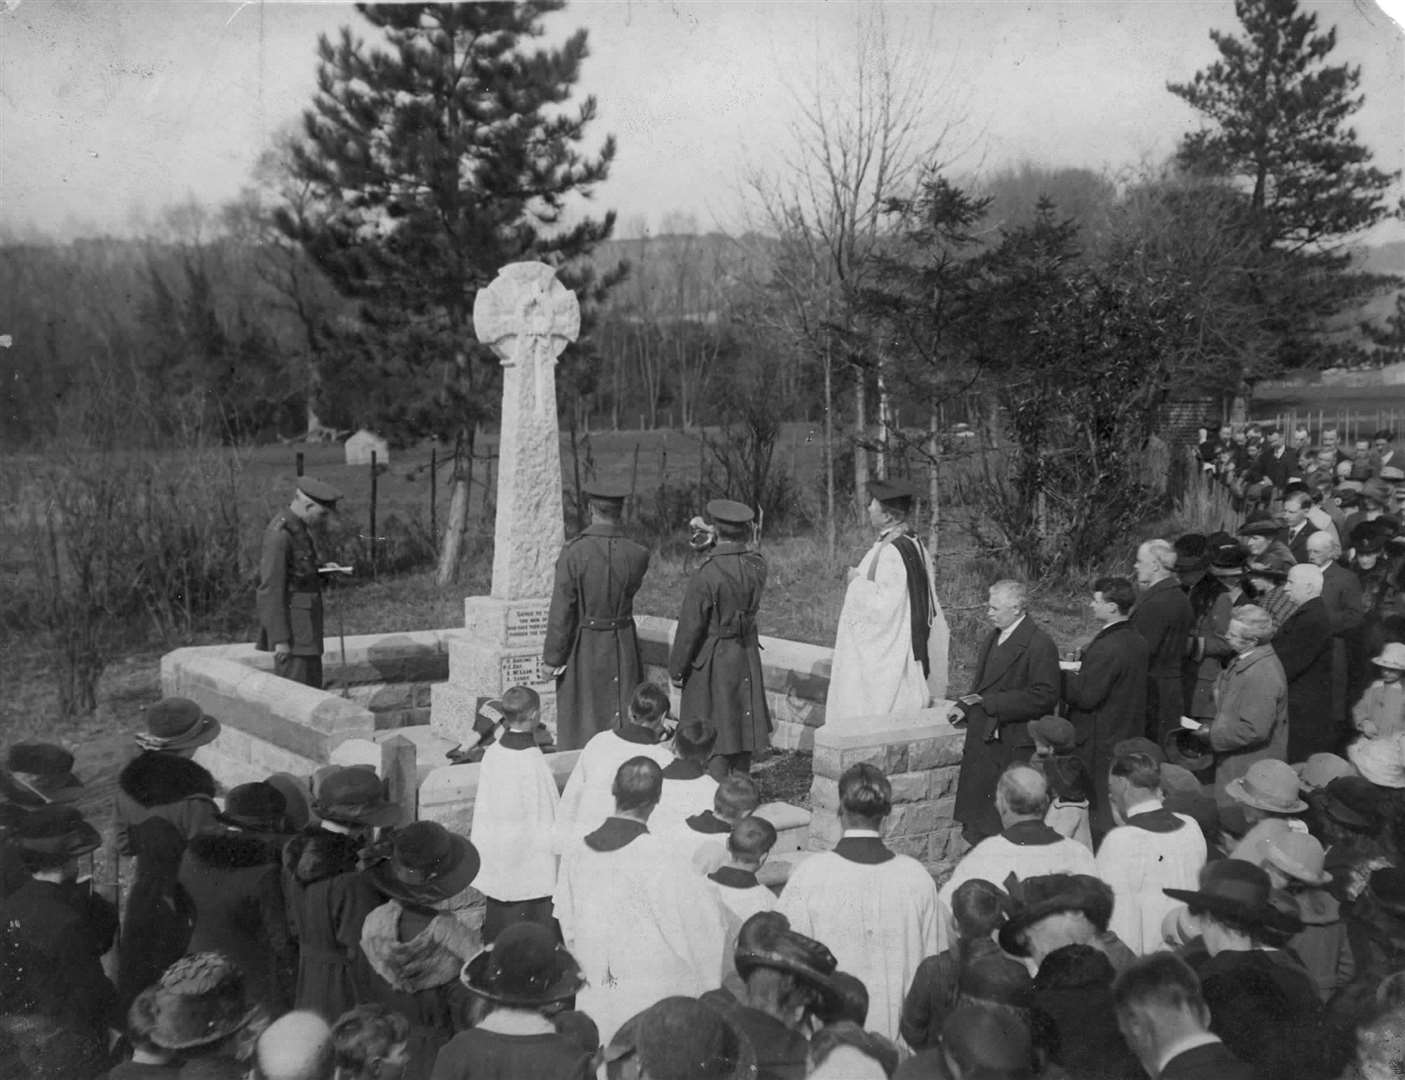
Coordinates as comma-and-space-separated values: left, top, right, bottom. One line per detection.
668, 542, 771, 756
256, 511, 324, 656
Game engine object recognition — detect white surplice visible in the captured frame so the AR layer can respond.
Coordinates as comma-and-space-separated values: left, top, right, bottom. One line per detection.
650, 773, 720, 836
1095, 800, 1207, 955
776, 846, 940, 1042
825, 528, 949, 724
552, 830, 726, 1043
468, 739, 560, 901
553, 730, 674, 851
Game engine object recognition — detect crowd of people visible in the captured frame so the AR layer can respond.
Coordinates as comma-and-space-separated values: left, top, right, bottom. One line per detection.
15, 430, 1405, 1078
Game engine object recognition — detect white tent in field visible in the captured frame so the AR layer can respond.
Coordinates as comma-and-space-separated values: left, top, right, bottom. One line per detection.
345, 429, 389, 467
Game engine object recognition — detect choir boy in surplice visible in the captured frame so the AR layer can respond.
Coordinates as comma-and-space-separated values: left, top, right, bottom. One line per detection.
468, 686, 561, 944
551, 757, 726, 1044
776, 763, 939, 1043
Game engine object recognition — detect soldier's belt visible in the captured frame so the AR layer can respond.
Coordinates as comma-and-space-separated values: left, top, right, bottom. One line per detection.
708, 614, 758, 640
582, 615, 634, 631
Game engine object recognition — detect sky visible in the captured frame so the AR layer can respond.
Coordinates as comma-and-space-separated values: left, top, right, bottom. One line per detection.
2, 0, 1403, 242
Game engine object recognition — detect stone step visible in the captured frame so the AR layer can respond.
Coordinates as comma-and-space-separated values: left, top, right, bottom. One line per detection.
755, 801, 811, 854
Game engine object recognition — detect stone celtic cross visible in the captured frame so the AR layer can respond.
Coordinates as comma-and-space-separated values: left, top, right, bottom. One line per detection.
473, 262, 580, 600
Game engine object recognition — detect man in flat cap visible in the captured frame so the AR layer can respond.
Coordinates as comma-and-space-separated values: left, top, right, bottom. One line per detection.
543, 480, 652, 750
670, 499, 770, 779
257, 475, 342, 688
826, 479, 949, 725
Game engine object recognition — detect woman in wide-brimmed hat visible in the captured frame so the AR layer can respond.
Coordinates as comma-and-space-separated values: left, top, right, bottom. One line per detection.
115, 698, 222, 857
359, 821, 482, 1078
1164, 859, 1348, 1080
1224, 758, 1309, 864
602, 996, 756, 1080
180, 783, 295, 1017
287, 765, 400, 1023
0, 805, 120, 1075
1260, 832, 1352, 1004
998, 873, 1129, 971
140, 952, 267, 1073
431, 921, 590, 1080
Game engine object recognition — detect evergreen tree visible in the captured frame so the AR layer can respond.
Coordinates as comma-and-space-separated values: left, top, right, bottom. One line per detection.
1168, 0, 1396, 251
1168, 0, 1399, 372
279, 2, 619, 578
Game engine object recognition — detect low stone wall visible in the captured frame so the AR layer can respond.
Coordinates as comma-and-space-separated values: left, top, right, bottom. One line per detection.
162, 631, 452, 786
807, 710, 967, 879
634, 615, 833, 751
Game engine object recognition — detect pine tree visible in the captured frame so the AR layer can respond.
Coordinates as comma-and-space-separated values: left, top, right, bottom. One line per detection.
1168, 0, 1399, 373
1168, 0, 1396, 252
279, 2, 618, 579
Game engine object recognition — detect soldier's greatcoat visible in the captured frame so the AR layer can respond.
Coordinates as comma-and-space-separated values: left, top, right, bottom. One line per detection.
543, 522, 651, 751
668, 542, 771, 756
256, 510, 324, 656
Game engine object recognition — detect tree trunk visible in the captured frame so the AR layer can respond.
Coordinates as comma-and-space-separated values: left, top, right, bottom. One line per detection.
853, 365, 869, 515
823, 341, 836, 559
927, 407, 940, 556
435, 426, 475, 586
876, 355, 890, 480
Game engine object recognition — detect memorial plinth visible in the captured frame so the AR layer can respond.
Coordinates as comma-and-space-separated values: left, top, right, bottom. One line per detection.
430, 262, 580, 746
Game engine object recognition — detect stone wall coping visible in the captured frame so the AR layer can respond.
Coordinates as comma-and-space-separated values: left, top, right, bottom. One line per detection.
164, 630, 453, 671
634, 614, 833, 690
812, 707, 961, 751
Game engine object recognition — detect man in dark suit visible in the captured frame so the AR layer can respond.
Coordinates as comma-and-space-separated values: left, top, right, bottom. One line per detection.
1258, 426, 1295, 495
1112, 952, 1253, 1080
949, 580, 1060, 846
1130, 540, 1195, 742
1306, 531, 1364, 729
1278, 563, 1336, 760
1281, 490, 1319, 563
1063, 576, 1150, 839
543, 481, 651, 750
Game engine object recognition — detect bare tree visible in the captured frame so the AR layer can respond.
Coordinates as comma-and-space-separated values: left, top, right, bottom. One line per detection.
738, 5, 968, 555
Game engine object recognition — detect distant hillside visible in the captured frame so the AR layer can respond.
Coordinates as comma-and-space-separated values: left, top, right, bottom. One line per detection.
1361, 240, 1405, 276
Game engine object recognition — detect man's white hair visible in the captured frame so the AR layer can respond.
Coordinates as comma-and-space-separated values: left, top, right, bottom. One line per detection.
1288, 562, 1324, 598
1140, 539, 1177, 573
1306, 531, 1341, 559
990, 580, 1028, 611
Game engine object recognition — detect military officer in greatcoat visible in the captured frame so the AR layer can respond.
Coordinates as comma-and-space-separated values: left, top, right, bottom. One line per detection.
543, 480, 652, 750
669, 499, 771, 779
256, 476, 342, 688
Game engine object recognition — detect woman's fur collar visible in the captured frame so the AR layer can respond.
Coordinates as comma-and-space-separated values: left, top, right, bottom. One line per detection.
360, 900, 478, 993
118, 752, 216, 808
284, 828, 364, 885
186, 830, 279, 871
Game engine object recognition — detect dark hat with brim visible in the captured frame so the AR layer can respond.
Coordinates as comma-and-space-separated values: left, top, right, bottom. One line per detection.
1355, 530, 1387, 555
867, 478, 921, 509
11, 804, 101, 857
999, 873, 1114, 957
136, 698, 221, 753
215, 782, 288, 832
367, 820, 479, 904
706, 499, 755, 526
1362, 478, 1395, 506
311, 765, 400, 827
1324, 775, 1388, 830
1164, 859, 1300, 935
582, 480, 630, 502
603, 997, 757, 1080
1029, 714, 1077, 752
144, 952, 261, 1052
1368, 867, 1405, 919
733, 911, 843, 1016
1237, 519, 1282, 537
297, 476, 342, 509
1174, 533, 1209, 573
460, 921, 584, 1007
1245, 558, 1290, 583
1113, 736, 1165, 765
1207, 530, 1247, 575
264, 772, 312, 831
1161, 728, 1214, 773
1, 742, 83, 806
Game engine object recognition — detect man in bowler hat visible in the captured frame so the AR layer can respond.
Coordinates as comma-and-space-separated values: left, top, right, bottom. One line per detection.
669, 499, 771, 779
257, 475, 343, 689
543, 480, 651, 750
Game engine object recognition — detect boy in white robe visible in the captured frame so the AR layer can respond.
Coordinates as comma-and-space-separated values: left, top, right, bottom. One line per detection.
552, 756, 727, 1043
467, 686, 561, 943
825, 480, 949, 725
671, 773, 762, 875
651, 719, 721, 836
1095, 750, 1206, 955
777, 763, 939, 1043
707, 815, 779, 980
554, 681, 674, 850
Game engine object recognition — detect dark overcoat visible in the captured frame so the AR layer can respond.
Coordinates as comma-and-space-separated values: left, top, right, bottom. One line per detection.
542, 522, 651, 750
292, 869, 381, 1022
117, 817, 195, 1013
952, 616, 1060, 842
114, 751, 218, 856
1062, 619, 1149, 829
1321, 561, 1365, 726
256, 510, 324, 656
1129, 576, 1194, 739
181, 829, 293, 1015
668, 542, 771, 757
1276, 596, 1336, 760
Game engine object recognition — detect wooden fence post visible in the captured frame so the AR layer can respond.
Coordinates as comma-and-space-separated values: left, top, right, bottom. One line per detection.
381, 735, 417, 827
430, 446, 438, 554
369, 450, 379, 579
296, 452, 304, 477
